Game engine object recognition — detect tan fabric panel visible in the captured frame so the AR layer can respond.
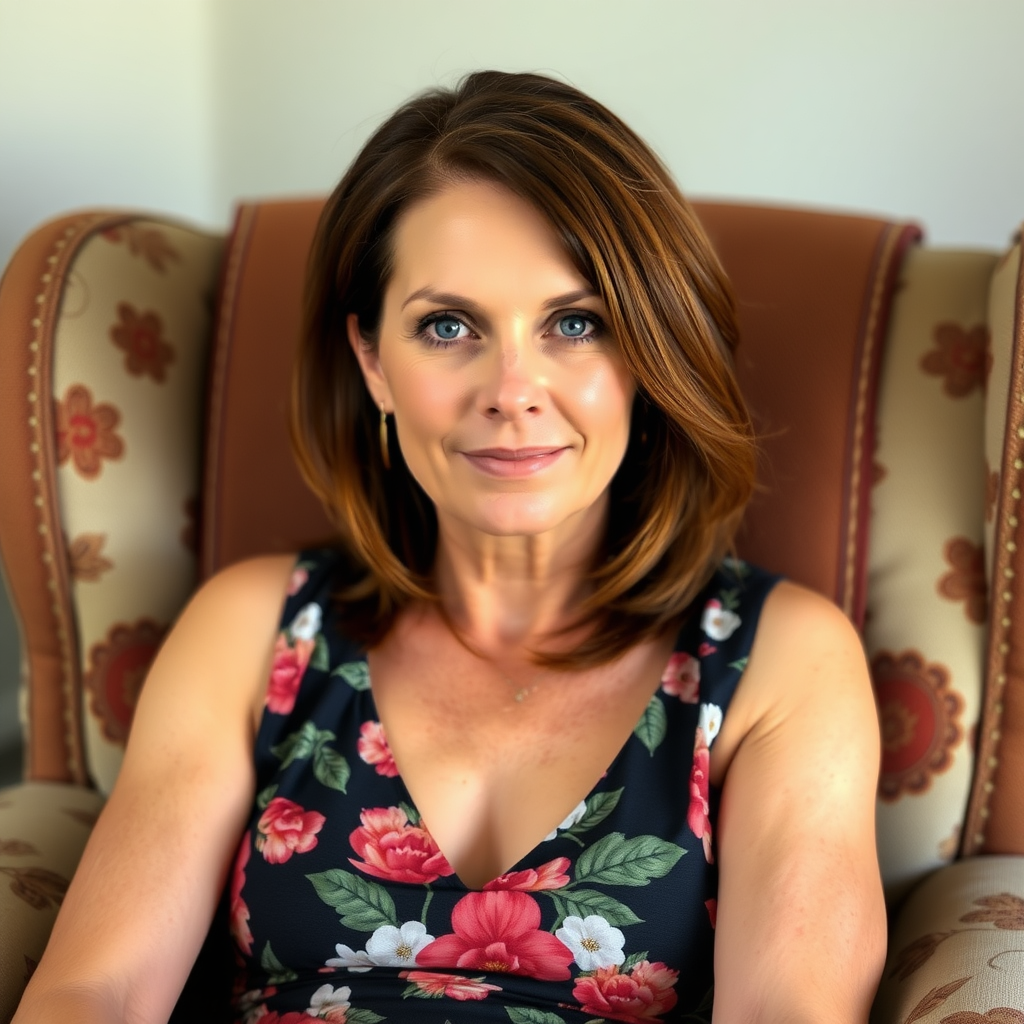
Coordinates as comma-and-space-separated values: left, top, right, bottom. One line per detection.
0, 781, 105, 1019
966, 237, 1024, 855
202, 201, 333, 578
695, 204, 919, 626
871, 855, 1024, 1024
866, 248, 996, 897
0, 214, 112, 784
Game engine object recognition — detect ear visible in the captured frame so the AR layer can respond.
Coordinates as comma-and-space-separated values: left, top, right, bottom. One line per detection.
346, 313, 393, 411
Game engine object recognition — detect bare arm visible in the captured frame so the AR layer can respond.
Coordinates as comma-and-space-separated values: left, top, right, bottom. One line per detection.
13, 554, 296, 1024
711, 582, 886, 1024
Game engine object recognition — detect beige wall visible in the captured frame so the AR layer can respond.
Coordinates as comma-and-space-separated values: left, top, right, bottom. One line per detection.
2, 0, 1024, 781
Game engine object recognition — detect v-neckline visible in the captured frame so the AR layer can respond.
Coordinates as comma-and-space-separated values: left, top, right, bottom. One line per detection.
359, 637, 684, 891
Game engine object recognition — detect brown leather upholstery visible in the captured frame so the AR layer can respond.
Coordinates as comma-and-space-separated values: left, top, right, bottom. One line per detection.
202, 199, 919, 633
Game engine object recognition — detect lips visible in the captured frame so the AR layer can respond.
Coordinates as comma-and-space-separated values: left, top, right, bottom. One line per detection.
460, 446, 568, 477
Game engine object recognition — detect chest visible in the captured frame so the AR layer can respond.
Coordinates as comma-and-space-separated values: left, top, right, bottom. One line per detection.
365, 617, 679, 888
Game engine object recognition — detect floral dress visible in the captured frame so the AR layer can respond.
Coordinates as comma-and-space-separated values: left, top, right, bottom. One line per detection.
227, 550, 780, 1024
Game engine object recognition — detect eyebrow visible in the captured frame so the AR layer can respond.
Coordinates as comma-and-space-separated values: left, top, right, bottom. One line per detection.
400, 287, 602, 313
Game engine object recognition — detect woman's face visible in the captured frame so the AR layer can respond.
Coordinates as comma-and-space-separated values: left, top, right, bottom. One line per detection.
348, 180, 635, 544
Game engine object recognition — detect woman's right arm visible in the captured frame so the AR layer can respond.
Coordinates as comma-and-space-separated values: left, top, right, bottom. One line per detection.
13, 554, 297, 1024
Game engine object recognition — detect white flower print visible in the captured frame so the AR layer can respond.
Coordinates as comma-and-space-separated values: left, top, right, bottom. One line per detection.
364, 920, 434, 967
699, 702, 723, 747
701, 598, 741, 640
544, 799, 588, 841
324, 943, 374, 972
556, 914, 626, 971
307, 982, 351, 1021
290, 602, 322, 641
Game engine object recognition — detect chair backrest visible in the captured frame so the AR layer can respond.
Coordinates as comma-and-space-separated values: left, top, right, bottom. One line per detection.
3, 199, 1023, 899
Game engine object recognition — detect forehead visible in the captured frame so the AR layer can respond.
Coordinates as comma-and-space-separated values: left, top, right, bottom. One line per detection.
386, 181, 591, 299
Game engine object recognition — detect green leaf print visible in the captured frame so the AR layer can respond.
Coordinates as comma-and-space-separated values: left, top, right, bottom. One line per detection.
313, 745, 351, 793
306, 868, 399, 930
550, 888, 642, 927
333, 660, 371, 690
260, 941, 297, 984
255, 784, 278, 810
728, 656, 749, 672
633, 696, 667, 756
270, 720, 319, 768
719, 587, 741, 612
310, 633, 331, 672
561, 789, 623, 840
403, 981, 444, 1000
345, 1010, 387, 1024
575, 832, 685, 887
399, 801, 421, 826
506, 1009, 567, 1024
621, 949, 650, 972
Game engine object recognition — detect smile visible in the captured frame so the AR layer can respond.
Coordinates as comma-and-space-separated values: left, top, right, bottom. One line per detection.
460, 447, 568, 478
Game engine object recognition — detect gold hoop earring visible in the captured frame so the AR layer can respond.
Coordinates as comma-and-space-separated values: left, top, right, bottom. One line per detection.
379, 402, 391, 470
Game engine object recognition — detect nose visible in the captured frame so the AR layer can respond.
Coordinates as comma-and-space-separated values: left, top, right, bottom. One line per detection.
476, 328, 546, 420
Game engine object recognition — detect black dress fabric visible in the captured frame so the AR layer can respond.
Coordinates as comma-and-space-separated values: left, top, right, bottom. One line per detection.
227, 550, 780, 1024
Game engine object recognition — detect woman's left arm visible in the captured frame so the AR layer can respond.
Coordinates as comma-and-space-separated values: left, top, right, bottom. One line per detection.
711, 581, 886, 1024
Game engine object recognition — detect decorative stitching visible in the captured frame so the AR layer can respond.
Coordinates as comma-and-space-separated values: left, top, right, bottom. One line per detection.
964, 232, 1024, 854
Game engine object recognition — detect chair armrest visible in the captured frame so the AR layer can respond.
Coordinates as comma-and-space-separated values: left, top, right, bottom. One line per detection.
872, 855, 1024, 1023
0, 781, 104, 1023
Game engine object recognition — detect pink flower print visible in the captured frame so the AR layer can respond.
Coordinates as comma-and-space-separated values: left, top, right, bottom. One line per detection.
287, 567, 309, 596
266, 634, 314, 715
705, 898, 717, 929
697, 641, 717, 658
483, 857, 571, 892
357, 720, 399, 777
256, 797, 325, 864
660, 652, 700, 703
701, 598, 741, 640
349, 806, 454, 884
229, 832, 254, 954
254, 1014, 319, 1024
417, 890, 574, 980
399, 970, 502, 1000
688, 728, 713, 863
572, 960, 679, 1023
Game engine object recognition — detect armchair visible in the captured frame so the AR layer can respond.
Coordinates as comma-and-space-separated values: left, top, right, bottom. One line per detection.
0, 198, 1021, 1021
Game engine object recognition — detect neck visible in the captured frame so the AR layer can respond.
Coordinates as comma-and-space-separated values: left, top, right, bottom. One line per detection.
431, 500, 607, 660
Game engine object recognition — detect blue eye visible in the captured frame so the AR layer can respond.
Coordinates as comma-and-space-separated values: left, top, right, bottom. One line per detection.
432, 317, 464, 340
555, 313, 601, 341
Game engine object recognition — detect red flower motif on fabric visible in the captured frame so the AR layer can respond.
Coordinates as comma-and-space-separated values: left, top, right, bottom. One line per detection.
84, 619, 167, 744
660, 652, 700, 703
101, 224, 180, 272
349, 806, 454, 884
109, 302, 175, 382
256, 797, 325, 864
688, 728, 713, 863
67, 532, 114, 582
572, 960, 679, 1023
357, 720, 399, 777
230, 832, 253, 955
937, 537, 988, 624
266, 635, 314, 715
872, 650, 964, 802
920, 322, 991, 397
483, 857, 571, 892
705, 898, 717, 929
55, 384, 125, 480
417, 890, 574, 980
697, 642, 717, 658
399, 970, 502, 1000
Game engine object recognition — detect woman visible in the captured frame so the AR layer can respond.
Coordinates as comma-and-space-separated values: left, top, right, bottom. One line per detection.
14, 71, 884, 1023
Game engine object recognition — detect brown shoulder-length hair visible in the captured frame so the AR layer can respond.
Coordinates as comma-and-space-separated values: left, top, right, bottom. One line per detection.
291, 70, 756, 667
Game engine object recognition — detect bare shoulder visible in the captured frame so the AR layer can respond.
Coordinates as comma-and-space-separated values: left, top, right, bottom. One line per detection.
711, 579, 876, 784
